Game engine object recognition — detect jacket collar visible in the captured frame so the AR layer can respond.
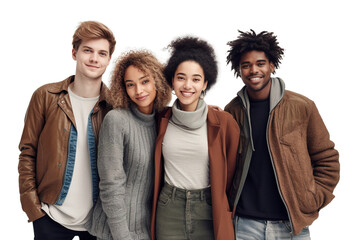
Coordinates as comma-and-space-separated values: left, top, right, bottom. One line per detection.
47, 75, 109, 104
237, 77, 285, 111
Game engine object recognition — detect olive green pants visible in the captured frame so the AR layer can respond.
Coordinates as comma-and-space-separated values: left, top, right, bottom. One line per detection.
156, 183, 214, 240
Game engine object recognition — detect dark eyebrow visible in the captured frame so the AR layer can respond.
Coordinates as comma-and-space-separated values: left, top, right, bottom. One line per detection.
241, 59, 267, 65
176, 72, 203, 78
139, 74, 149, 80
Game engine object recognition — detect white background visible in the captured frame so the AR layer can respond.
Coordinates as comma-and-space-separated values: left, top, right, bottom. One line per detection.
1, 0, 358, 239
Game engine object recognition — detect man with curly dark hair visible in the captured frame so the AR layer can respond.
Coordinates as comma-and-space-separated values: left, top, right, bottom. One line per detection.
225, 30, 340, 239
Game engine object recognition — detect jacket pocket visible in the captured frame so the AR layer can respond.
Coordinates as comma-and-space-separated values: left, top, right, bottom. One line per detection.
280, 126, 318, 213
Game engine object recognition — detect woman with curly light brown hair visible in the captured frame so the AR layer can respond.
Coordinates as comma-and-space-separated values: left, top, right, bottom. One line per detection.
86, 50, 171, 240
109, 50, 171, 112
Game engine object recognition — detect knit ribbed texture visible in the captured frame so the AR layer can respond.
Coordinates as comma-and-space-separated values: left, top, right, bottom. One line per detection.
171, 99, 208, 129
85, 104, 156, 240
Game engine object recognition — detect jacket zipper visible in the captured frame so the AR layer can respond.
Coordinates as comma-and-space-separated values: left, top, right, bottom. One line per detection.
266, 109, 294, 235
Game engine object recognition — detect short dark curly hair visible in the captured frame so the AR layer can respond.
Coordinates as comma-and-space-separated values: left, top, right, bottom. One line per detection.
109, 50, 171, 112
164, 36, 218, 91
227, 30, 284, 77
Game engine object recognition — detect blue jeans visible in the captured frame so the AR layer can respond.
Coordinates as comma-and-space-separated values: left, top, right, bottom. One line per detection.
234, 216, 310, 240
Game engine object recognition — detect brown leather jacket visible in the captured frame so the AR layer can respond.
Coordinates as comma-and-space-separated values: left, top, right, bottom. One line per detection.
18, 76, 111, 222
225, 78, 340, 235
151, 106, 240, 240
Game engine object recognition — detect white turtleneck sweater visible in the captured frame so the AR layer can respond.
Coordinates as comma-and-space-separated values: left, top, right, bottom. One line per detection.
162, 99, 210, 190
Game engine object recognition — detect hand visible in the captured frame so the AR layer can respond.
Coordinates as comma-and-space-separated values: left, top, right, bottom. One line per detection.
209, 105, 223, 111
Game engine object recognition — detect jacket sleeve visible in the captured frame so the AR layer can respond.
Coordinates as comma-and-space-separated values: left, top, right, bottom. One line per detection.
97, 112, 133, 240
18, 89, 46, 222
307, 102, 340, 209
224, 113, 240, 194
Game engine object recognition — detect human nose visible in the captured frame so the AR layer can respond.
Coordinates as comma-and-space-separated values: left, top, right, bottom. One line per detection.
135, 84, 143, 95
89, 53, 98, 62
250, 65, 258, 74
183, 79, 191, 89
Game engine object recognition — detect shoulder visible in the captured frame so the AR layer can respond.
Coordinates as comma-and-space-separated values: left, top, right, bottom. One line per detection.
208, 107, 239, 127
33, 77, 72, 96
282, 90, 315, 108
224, 96, 241, 112
99, 108, 132, 138
103, 108, 132, 123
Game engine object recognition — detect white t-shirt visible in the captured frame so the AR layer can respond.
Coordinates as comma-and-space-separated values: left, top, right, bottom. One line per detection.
42, 87, 99, 231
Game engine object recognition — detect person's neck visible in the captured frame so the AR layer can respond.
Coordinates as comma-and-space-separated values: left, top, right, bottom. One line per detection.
71, 76, 102, 98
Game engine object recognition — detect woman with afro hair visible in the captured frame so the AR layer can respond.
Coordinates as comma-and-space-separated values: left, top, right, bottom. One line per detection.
150, 36, 240, 240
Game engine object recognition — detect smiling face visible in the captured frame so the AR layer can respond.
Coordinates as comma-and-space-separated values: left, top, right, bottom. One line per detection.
239, 50, 274, 100
124, 65, 157, 114
72, 38, 111, 82
172, 60, 208, 112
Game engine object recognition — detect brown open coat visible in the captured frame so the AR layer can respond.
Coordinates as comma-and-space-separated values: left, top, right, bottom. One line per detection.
151, 106, 240, 240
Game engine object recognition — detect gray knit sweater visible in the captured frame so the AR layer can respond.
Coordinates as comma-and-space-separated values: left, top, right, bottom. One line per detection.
85, 105, 156, 240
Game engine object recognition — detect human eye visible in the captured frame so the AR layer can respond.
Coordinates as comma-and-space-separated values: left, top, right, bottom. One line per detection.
126, 83, 134, 88
258, 62, 265, 67
177, 76, 185, 80
83, 48, 92, 53
142, 79, 150, 84
99, 51, 108, 57
241, 64, 249, 69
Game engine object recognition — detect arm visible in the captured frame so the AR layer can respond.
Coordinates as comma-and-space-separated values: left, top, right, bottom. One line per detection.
18, 89, 46, 222
307, 102, 340, 209
97, 111, 133, 240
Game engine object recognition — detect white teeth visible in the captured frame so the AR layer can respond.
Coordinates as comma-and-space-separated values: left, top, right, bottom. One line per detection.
182, 92, 193, 96
250, 77, 261, 81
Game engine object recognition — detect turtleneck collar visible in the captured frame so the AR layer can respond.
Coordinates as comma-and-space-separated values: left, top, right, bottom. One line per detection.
171, 99, 208, 130
130, 103, 155, 127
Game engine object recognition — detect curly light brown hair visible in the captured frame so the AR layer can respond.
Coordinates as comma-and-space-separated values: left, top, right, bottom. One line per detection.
109, 50, 171, 112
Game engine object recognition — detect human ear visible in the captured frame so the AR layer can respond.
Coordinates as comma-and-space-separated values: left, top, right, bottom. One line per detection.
72, 48, 77, 60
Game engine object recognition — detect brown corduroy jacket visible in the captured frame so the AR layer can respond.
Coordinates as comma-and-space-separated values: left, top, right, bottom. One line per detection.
225, 77, 340, 235
151, 106, 240, 240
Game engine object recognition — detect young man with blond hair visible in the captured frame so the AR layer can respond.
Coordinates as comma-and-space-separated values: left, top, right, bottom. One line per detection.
18, 21, 116, 239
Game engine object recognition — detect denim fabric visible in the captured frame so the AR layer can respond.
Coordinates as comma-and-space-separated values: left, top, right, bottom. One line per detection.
56, 124, 77, 205
156, 183, 214, 240
234, 216, 311, 240
56, 111, 99, 205
87, 110, 99, 205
